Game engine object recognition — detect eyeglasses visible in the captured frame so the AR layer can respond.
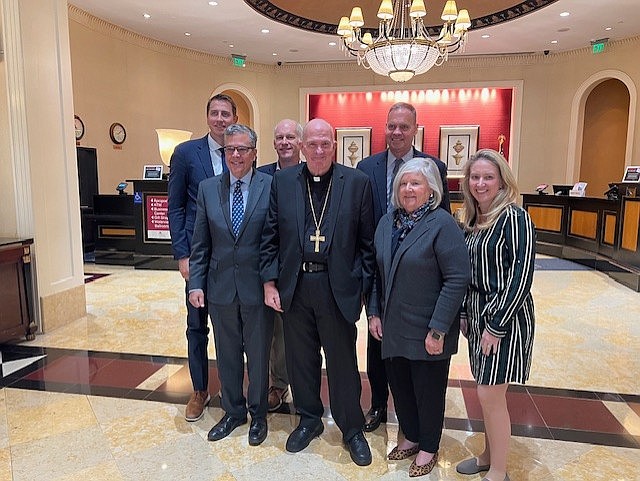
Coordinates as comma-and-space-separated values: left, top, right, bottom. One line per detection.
223, 146, 255, 155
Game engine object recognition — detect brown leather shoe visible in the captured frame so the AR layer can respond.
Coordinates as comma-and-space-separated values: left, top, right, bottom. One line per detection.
267, 386, 288, 412
185, 390, 210, 422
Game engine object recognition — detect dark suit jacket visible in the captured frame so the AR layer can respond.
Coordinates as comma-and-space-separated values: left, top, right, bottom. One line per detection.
373, 208, 470, 361
168, 135, 227, 260
357, 148, 450, 225
257, 162, 278, 176
260, 163, 376, 322
189, 170, 272, 306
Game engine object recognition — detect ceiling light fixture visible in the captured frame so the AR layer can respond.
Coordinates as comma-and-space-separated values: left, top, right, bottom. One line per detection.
143, 13, 151, 19
208, 1, 218, 5
337, 0, 471, 82
261, 29, 270, 33
559, 11, 570, 17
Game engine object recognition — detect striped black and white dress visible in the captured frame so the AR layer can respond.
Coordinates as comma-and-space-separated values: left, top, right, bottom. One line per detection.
464, 204, 536, 385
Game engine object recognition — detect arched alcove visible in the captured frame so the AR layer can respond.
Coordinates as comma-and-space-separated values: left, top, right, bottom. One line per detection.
212, 83, 259, 129
566, 70, 637, 188
579, 79, 630, 196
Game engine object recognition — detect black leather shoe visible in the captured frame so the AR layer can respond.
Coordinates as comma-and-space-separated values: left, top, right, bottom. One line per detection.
346, 431, 372, 466
207, 414, 247, 441
285, 422, 324, 453
363, 407, 387, 432
248, 418, 268, 446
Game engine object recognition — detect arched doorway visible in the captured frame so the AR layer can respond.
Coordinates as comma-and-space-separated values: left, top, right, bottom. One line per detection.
579, 79, 630, 196
566, 70, 637, 194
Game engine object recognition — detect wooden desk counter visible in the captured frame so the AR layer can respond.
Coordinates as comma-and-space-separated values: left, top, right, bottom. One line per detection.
522, 194, 640, 291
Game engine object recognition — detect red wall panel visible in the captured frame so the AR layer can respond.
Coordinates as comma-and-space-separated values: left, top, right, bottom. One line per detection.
309, 88, 512, 161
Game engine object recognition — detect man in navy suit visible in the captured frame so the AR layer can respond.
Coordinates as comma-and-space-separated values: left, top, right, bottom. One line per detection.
189, 124, 274, 446
168, 94, 237, 422
356, 102, 450, 432
257, 119, 303, 412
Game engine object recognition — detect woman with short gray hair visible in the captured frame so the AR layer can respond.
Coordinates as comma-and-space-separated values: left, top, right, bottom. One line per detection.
368, 157, 470, 477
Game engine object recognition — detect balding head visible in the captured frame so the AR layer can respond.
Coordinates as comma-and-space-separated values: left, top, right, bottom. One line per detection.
301, 119, 336, 176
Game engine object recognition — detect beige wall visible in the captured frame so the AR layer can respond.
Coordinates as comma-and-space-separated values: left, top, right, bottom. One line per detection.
68, 6, 640, 196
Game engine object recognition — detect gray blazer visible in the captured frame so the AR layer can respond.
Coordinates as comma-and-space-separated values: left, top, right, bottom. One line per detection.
373, 207, 470, 361
189, 169, 272, 306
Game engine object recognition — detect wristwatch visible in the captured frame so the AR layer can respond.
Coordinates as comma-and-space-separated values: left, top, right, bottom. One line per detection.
430, 329, 444, 340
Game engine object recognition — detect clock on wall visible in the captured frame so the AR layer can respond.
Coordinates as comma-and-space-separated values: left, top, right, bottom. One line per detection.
74, 115, 85, 141
109, 122, 127, 145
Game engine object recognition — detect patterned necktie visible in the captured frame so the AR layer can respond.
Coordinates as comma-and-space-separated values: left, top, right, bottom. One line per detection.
231, 180, 244, 236
388, 158, 403, 212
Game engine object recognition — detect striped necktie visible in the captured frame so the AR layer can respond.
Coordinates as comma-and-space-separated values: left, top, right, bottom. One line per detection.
388, 158, 403, 212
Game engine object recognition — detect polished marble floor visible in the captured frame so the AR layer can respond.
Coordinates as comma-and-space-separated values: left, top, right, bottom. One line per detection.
1, 256, 639, 480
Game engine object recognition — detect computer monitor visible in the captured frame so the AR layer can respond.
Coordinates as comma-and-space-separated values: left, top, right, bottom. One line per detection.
552, 184, 573, 196
143, 165, 163, 180
622, 166, 640, 182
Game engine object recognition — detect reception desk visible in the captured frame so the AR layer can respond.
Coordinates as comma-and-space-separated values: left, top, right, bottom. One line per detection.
90, 180, 176, 269
522, 194, 640, 291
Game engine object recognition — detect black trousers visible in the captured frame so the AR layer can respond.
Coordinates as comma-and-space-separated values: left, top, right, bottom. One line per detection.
366, 333, 389, 409
209, 299, 274, 420
283, 271, 365, 441
386, 356, 451, 453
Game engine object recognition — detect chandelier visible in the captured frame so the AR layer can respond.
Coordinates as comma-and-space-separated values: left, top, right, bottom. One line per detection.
337, 0, 471, 82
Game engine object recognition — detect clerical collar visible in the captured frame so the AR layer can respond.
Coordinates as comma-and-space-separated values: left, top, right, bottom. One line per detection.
304, 163, 333, 183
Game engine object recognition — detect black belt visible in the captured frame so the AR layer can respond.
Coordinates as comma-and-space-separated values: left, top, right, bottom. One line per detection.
301, 261, 328, 273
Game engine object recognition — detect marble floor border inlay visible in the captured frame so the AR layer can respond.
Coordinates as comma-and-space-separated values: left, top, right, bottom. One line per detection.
1, 344, 638, 450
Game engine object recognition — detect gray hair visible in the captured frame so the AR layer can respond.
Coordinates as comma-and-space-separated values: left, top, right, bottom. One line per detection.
391, 157, 443, 211
224, 124, 257, 147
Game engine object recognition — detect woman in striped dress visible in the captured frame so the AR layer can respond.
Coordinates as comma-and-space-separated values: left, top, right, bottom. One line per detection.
456, 149, 536, 481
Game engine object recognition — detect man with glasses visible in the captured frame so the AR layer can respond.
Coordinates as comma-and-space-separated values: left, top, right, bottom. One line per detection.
261, 119, 375, 466
189, 124, 274, 446
356, 102, 450, 432
257, 119, 303, 413
168, 94, 237, 422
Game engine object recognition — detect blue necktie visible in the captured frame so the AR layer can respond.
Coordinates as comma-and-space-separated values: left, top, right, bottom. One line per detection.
232, 180, 244, 236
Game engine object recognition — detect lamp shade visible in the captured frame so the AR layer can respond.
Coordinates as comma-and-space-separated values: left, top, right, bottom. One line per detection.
337, 16, 352, 36
455, 9, 471, 29
409, 0, 427, 18
349, 7, 365, 27
377, 0, 394, 20
156, 129, 192, 166
441, 0, 458, 21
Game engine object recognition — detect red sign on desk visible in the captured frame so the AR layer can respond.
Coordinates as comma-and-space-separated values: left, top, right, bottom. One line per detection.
145, 194, 170, 241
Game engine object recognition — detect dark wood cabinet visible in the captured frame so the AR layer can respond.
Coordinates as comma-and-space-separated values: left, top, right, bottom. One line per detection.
0, 238, 36, 342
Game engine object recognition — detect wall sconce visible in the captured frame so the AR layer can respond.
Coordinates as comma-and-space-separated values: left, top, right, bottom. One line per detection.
155, 129, 193, 167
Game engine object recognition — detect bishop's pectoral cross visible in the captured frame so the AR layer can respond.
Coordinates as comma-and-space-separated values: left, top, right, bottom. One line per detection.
310, 228, 325, 253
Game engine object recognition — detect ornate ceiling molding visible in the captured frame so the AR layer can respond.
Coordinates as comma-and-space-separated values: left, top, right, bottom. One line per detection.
244, 0, 561, 37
